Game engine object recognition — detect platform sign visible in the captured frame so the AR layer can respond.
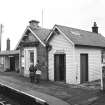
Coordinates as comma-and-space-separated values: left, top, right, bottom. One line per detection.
101, 65, 105, 90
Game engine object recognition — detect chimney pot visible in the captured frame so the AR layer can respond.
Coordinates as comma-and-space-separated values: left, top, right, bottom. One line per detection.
29, 20, 40, 29
92, 22, 98, 33
6, 38, 10, 51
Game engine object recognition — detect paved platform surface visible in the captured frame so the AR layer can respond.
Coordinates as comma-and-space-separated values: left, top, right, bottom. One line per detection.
0, 74, 69, 105
0, 72, 104, 105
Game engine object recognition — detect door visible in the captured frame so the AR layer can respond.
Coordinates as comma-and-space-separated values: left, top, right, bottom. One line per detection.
54, 54, 66, 81
26, 50, 34, 71
10, 57, 15, 71
30, 51, 34, 64
24, 48, 37, 76
80, 54, 88, 83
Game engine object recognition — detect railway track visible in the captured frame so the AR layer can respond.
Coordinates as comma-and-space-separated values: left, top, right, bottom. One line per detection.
0, 84, 48, 105
0, 94, 19, 105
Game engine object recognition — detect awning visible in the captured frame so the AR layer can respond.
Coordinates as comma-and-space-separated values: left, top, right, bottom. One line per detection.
0, 50, 19, 56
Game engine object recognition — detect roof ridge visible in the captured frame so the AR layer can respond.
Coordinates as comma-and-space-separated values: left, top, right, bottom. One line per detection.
28, 25, 51, 31
54, 24, 105, 48
55, 24, 101, 35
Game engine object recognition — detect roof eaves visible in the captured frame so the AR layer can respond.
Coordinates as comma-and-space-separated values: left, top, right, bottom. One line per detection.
28, 27, 46, 47
46, 24, 74, 46
46, 25, 56, 42
75, 44, 105, 49
55, 25, 74, 46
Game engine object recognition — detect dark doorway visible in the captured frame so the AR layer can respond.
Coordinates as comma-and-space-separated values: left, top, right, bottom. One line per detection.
10, 57, 15, 71
30, 51, 34, 64
54, 54, 66, 81
80, 54, 88, 83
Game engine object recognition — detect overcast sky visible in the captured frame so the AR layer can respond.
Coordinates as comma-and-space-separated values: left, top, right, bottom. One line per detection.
0, 0, 105, 50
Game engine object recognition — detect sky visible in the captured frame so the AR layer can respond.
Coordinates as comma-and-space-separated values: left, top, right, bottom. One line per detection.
0, 0, 105, 50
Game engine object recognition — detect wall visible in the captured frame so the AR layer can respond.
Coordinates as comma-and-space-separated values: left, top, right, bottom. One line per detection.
75, 47, 102, 84
37, 43, 48, 80
15, 55, 19, 72
4, 56, 10, 71
48, 33, 76, 84
0, 56, 4, 72
23, 47, 37, 77
20, 45, 48, 80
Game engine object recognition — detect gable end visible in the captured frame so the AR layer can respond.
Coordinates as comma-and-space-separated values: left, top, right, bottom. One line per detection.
46, 25, 74, 46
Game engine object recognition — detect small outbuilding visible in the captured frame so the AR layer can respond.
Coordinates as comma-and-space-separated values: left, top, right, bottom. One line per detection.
46, 22, 105, 84
0, 38, 19, 72
15, 20, 51, 79
0, 50, 19, 72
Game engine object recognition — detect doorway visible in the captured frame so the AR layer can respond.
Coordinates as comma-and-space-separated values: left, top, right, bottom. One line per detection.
54, 54, 66, 81
10, 57, 15, 71
30, 51, 34, 64
80, 54, 88, 83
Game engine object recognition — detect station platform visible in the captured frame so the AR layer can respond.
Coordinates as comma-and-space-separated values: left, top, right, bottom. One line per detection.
0, 72, 103, 105
0, 72, 70, 105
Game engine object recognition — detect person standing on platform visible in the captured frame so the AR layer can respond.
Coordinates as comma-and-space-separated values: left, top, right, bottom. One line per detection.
34, 60, 42, 83
29, 62, 35, 83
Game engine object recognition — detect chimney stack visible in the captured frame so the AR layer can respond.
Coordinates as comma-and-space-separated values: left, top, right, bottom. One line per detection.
29, 20, 40, 29
6, 38, 10, 51
92, 22, 98, 33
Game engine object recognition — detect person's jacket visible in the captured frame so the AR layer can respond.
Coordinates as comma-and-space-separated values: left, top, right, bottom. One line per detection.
29, 65, 34, 72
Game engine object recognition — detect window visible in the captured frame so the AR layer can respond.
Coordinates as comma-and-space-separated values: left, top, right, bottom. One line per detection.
0, 57, 4, 64
30, 51, 34, 64
21, 57, 24, 67
102, 50, 105, 63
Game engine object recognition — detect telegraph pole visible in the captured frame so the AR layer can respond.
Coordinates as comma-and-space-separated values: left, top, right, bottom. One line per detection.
42, 9, 43, 27
0, 24, 3, 51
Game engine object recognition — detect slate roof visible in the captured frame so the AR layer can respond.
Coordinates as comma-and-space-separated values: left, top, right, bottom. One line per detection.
15, 26, 51, 49
56, 24, 105, 48
30, 27, 51, 44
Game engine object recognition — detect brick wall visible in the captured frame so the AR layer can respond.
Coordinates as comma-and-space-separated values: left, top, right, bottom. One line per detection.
37, 43, 48, 80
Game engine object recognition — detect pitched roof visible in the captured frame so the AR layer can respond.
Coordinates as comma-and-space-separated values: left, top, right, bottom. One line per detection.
15, 27, 51, 49
55, 24, 105, 48
29, 27, 51, 44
